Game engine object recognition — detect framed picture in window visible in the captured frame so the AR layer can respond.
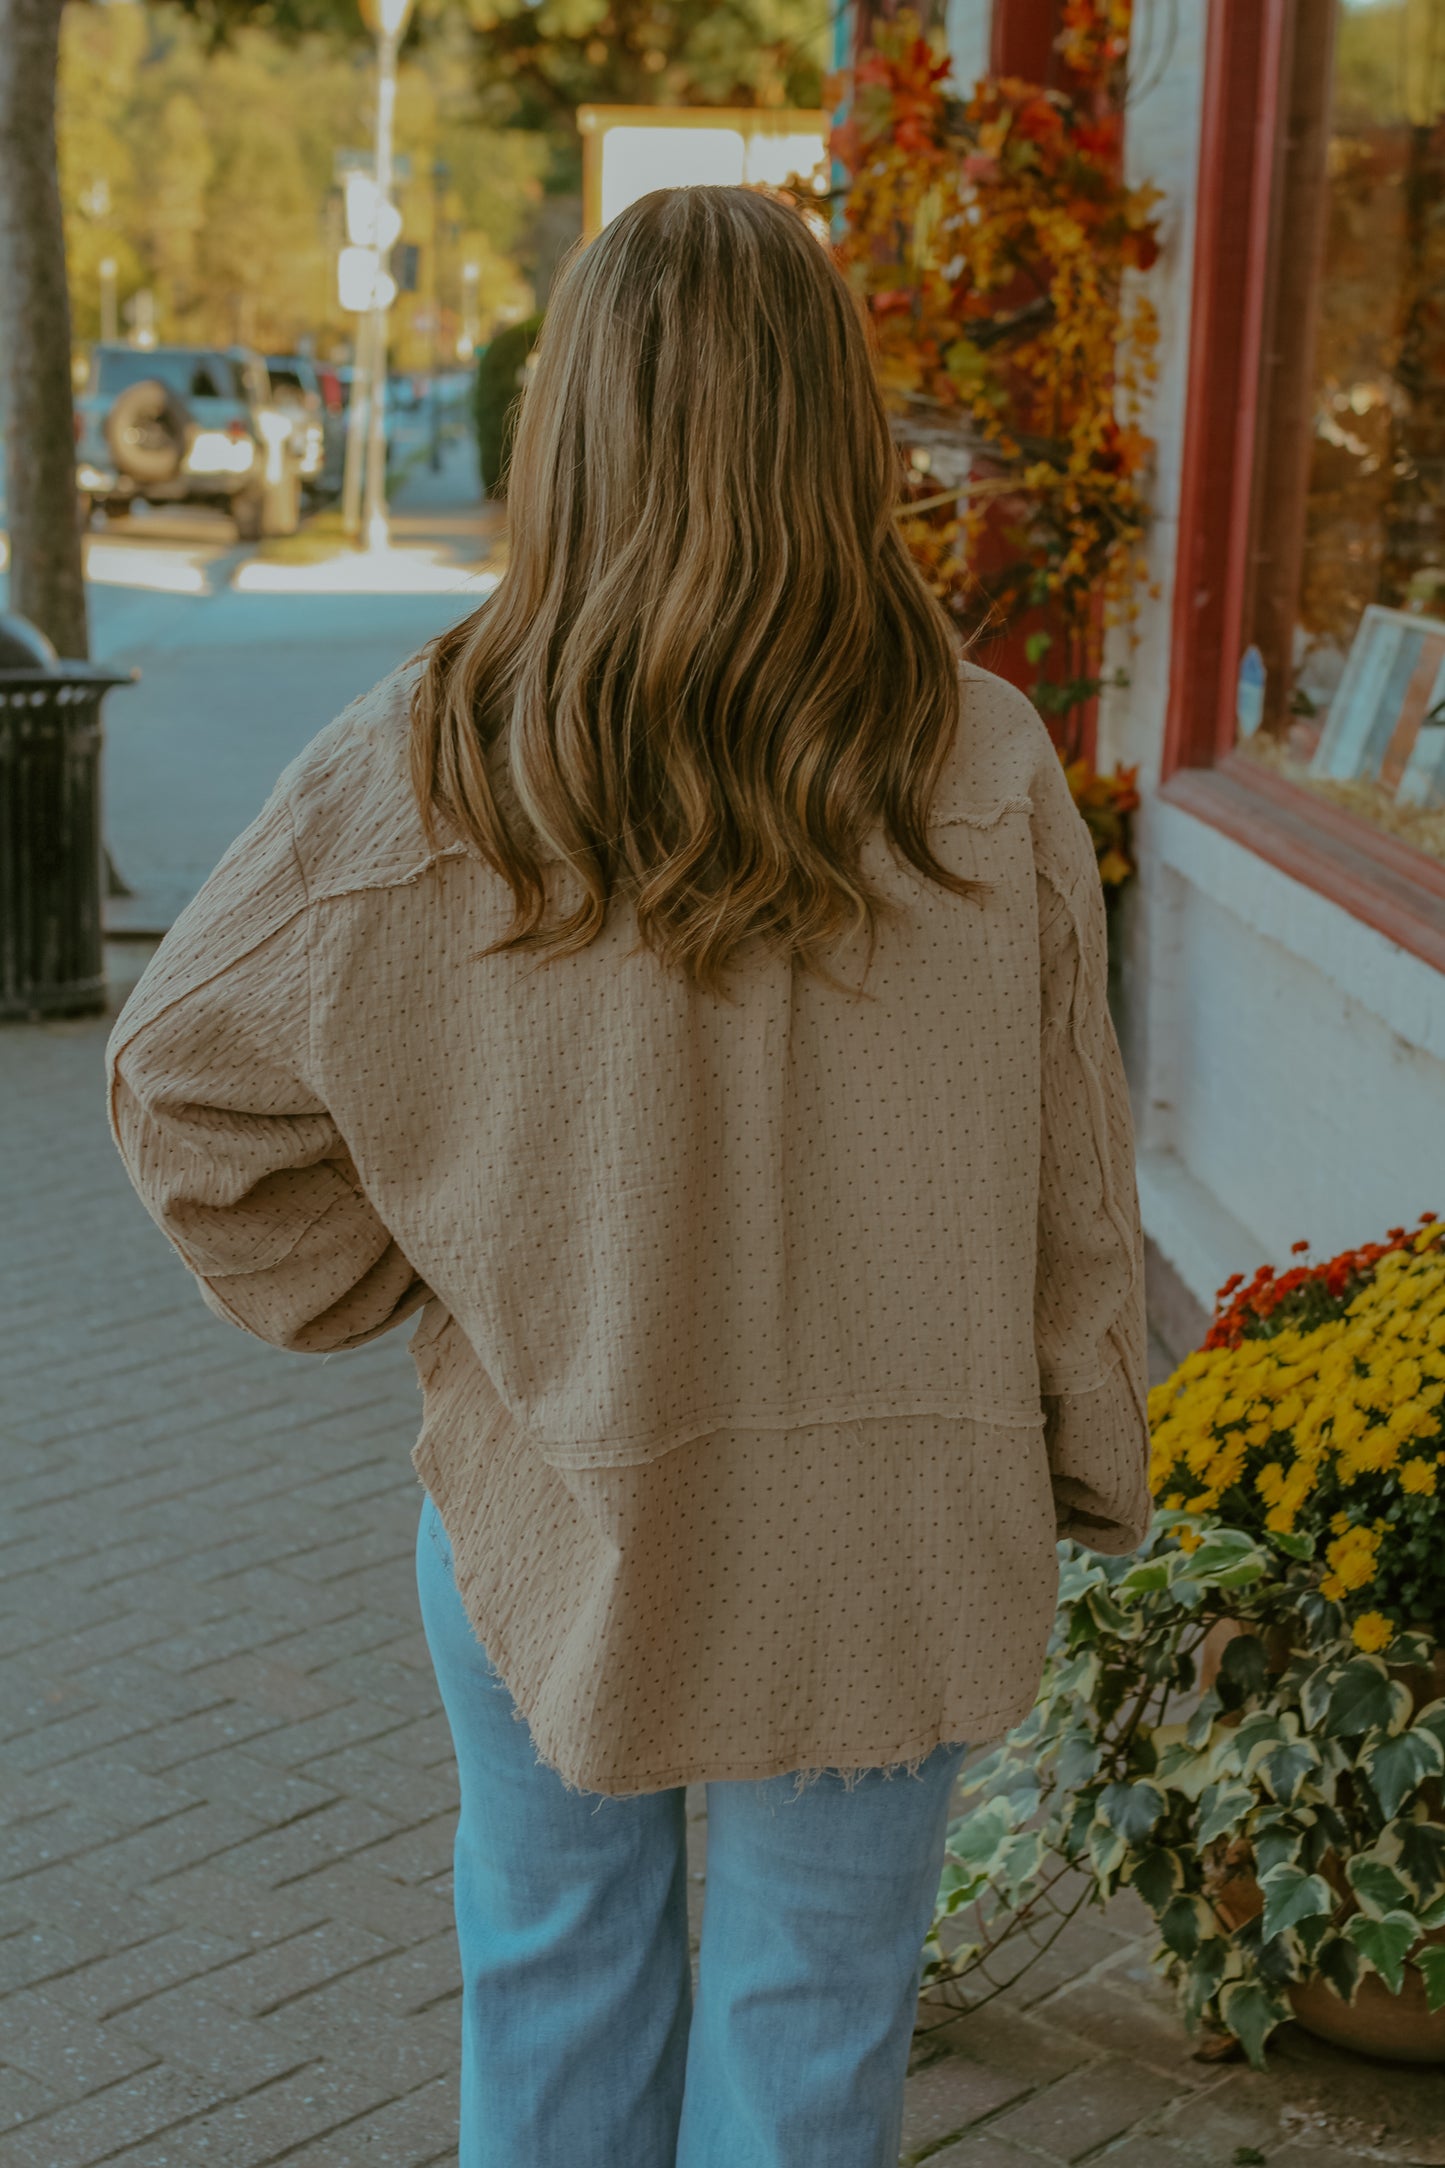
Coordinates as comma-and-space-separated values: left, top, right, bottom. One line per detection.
1310, 605, 1445, 809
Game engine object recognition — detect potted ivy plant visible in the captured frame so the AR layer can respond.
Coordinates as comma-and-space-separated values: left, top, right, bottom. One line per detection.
926, 1216, 1445, 2066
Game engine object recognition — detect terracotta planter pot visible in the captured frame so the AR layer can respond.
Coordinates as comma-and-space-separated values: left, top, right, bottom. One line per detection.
1212, 1865, 1445, 2062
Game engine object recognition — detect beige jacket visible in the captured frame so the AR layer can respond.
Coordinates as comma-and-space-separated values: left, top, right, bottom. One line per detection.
108, 659, 1150, 1793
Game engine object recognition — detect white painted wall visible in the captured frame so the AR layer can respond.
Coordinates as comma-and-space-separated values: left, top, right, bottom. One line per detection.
943, 0, 990, 90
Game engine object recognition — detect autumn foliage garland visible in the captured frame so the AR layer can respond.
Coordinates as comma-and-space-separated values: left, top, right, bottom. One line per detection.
831, 4, 1159, 883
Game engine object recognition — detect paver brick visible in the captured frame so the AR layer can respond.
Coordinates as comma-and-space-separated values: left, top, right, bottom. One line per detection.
203, 1921, 394, 2018
204, 1799, 399, 1889
0, 1990, 156, 2101
0, 2063, 224, 2168
142, 1867, 334, 1952
163, 1749, 335, 1827
111, 1986, 310, 2091
253, 2074, 456, 2166
900, 2052, 1036, 2152
79, 1802, 265, 1891
43, 1931, 248, 2024
151, 2059, 399, 2166
0, 2064, 62, 2135
987, 2057, 1187, 2162
915, 2138, 1042, 2168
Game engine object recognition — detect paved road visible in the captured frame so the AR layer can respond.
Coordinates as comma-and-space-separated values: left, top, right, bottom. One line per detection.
5, 430, 495, 936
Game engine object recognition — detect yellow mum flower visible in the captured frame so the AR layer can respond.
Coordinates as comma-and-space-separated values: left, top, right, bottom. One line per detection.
1255, 1462, 1286, 1506
1399, 1458, 1438, 1496
1324, 1524, 1380, 1592
1388, 1358, 1423, 1406
1352, 1612, 1394, 1654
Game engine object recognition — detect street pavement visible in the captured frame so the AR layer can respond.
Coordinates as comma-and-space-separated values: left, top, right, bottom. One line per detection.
84, 433, 499, 934
3, 438, 1442, 2163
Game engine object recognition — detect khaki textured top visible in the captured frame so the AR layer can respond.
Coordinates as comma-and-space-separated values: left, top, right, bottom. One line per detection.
108, 659, 1150, 1794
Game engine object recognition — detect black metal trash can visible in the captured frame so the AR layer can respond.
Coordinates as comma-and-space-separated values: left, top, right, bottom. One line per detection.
0, 612, 136, 1022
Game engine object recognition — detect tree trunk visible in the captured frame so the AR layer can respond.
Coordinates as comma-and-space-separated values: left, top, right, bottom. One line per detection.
0, 0, 89, 660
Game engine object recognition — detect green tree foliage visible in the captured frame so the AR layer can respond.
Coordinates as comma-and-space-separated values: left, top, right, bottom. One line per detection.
58, 3, 545, 359
461, 0, 830, 136
472, 309, 541, 494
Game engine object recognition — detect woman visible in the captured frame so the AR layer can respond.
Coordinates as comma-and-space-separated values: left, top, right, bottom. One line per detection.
109, 187, 1150, 2168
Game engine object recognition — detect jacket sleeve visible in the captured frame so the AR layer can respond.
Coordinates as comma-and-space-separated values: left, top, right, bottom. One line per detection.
1032, 761, 1152, 1555
106, 787, 427, 1354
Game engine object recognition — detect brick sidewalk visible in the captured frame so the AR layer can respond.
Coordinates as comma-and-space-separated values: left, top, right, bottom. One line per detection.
1, 981, 1437, 2166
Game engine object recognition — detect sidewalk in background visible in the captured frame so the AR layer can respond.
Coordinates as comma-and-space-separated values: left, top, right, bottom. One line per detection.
97, 434, 502, 937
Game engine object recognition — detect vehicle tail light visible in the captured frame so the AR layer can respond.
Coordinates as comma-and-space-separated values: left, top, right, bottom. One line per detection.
225, 419, 250, 442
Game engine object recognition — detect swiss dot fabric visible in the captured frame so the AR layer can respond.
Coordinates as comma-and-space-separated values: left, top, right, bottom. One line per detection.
107, 658, 1150, 1795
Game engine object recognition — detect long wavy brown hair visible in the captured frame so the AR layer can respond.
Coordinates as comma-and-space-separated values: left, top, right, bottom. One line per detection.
410, 184, 969, 994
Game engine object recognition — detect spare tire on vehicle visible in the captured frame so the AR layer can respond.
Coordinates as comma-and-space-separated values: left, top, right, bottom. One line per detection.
104, 379, 190, 485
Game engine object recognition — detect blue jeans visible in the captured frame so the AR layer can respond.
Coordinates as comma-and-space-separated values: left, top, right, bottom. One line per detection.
415, 1492, 966, 2168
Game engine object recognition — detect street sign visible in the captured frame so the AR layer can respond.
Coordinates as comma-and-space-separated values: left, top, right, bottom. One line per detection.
345, 172, 402, 252
338, 246, 397, 313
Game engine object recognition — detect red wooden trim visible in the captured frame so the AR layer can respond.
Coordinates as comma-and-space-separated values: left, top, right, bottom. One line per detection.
1162, 0, 1291, 777
1161, 760, 1445, 972
990, 0, 1062, 83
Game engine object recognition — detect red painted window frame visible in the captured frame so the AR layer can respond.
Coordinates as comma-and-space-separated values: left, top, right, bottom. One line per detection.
1161, 0, 1445, 973
990, 0, 1063, 84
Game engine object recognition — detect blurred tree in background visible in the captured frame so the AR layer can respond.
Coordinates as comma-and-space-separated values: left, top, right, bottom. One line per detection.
59, 3, 544, 360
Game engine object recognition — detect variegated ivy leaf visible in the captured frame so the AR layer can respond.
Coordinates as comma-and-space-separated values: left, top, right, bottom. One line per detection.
1153, 1736, 1214, 1803
1419, 1889, 1445, 1932
1298, 1663, 1335, 1734
1129, 1846, 1184, 1912
1117, 1557, 1170, 1595
1051, 1649, 1101, 1705
1259, 1738, 1323, 1808
1258, 1864, 1335, 1943
1416, 1944, 1445, 2015
937, 1863, 990, 1914
1346, 1853, 1415, 1920
1186, 1690, 1223, 1750
1157, 1892, 1219, 1961
1344, 1909, 1421, 1995
1219, 1634, 1271, 1699
1389, 1631, 1436, 1671
1313, 1930, 1362, 2006
1097, 1779, 1167, 1846
945, 1797, 1015, 1872
1412, 1696, 1445, 1750
1235, 1711, 1290, 1764
1359, 1726, 1445, 1822
1181, 1935, 1229, 2027
1386, 1812, 1445, 1899
1252, 1819, 1310, 1879
1196, 1779, 1257, 1848
1056, 1730, 1102, 1792
995, 1829, 1045, 1899
1322, 1658, 1413, 1741
1087, 1818, 1128, 1886
1219, 1977, 1291, 2069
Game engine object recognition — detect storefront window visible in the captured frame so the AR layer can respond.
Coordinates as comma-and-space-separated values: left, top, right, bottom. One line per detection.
1238, 0, 1445, 864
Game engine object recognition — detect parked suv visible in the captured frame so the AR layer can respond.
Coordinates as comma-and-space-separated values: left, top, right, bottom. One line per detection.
264, 354, 345, 503
75, 344, 301, 540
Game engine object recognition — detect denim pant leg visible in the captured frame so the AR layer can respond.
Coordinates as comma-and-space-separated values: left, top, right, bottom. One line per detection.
676, 1747, 968, 2168
414, 1494, 692, 2168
